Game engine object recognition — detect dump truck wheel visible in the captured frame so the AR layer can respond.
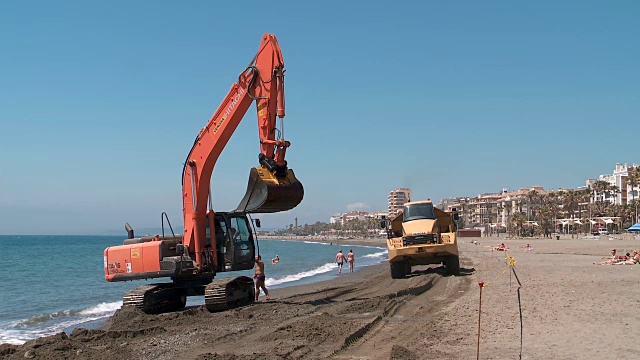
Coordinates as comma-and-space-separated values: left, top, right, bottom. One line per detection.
444, 255, 460, 275
403, 262, 412, 276
390, 261, 407, 279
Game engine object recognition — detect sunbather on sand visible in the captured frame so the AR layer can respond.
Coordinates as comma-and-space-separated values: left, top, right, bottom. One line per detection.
521, 243, 533, 252
602, 249, 617, 260
594, 249, 623, 265
494, 243, 507, 251
613, 250, 639, 265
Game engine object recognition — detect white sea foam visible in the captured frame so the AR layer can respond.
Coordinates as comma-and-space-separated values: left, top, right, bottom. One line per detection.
362, 251, 387, 258
302, 240, 330, 245
78, 301, 122, 316
265, 262, 335, 287
1, 301, 122, 345
351, 245, 386, 250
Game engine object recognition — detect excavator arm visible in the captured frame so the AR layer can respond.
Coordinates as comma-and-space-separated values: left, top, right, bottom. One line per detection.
181, 33, 303, 268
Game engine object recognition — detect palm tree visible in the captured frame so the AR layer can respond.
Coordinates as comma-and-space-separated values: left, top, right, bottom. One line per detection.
561, 190, 580, 238
577, 188, 592, 234
611, 204, 634, 230
593, 200, 611, 217
526, 189, 539, 220
630, 199, 639, 225
540, 191, 560, 236
504, 202, 513, 236
626, 167, 640, 202
511, 212, 527, 237
625, 166, 640, 223
591, 180, 611, 203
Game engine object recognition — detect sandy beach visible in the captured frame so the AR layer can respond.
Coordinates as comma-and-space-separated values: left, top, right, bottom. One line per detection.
2, 235, 640, 359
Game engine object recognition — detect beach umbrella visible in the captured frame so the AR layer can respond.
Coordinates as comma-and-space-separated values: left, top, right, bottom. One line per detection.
627, 222, 640, 232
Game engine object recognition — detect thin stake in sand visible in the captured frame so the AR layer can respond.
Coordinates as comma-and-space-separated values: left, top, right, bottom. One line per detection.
477, 281, 484, 360
477, 255, 524, 360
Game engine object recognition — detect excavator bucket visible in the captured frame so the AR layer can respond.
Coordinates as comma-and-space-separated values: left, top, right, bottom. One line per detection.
235, 165, 304, 213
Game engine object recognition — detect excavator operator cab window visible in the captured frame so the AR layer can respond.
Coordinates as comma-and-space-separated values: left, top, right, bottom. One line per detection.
214, 218, 228, 254
213, 216, 231, 270
228, 215, 255, 270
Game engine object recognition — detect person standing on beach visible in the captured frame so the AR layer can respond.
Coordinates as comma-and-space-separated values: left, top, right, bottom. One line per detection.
347, 249, 355, 273
254, 255, 270, 301
336, 250, 346, 274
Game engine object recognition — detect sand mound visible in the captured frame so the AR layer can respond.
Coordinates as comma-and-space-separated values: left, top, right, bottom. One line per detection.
390, 345, 418, 360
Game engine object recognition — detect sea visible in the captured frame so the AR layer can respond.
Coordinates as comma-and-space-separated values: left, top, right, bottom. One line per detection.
0, 235, 386, 345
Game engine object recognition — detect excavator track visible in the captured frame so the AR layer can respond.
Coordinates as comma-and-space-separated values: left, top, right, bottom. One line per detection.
204, 276, 255, 312
123, 284, 187, 314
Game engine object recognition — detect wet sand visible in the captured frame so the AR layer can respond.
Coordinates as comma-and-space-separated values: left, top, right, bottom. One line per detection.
2, 236, 640, 359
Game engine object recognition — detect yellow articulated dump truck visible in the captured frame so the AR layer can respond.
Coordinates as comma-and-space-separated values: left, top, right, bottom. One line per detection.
381, 200, 460, 278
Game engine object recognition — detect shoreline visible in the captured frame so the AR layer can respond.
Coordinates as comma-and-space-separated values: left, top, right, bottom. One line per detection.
258, 235, 387, 248
4, 236, 640, 358
0, 237, 389, 347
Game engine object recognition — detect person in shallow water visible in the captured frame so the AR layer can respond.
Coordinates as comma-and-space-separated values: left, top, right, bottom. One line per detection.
347, 249, 355, 273
335, 250, 345, 274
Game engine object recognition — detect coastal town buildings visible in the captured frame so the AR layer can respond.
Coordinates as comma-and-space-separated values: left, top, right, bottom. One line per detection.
329, 210, 386, 226
388, 188, 412, 217
324, 163, 638, 235
436, 162, 639, 234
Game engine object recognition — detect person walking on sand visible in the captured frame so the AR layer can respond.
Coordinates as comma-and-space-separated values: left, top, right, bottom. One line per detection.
336, 250, 346, 274
347, 249, 355, 273
254, 255, 270, 301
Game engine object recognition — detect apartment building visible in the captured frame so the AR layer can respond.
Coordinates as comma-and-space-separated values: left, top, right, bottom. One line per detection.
586, 163, 640, 205
388, 188, 412, 217
329, 210, 387, 226
444, 186, 546, 229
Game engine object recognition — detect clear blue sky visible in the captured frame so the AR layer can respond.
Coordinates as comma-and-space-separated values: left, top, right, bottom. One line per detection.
1, 1, 638, 234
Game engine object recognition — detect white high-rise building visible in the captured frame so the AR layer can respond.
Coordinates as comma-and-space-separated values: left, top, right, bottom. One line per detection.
587, 163, 639, 205
388, 188, 412, 217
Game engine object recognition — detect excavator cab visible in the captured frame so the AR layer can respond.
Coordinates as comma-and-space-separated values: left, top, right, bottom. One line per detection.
236, 165, 304, 213
207, 212, 256, 272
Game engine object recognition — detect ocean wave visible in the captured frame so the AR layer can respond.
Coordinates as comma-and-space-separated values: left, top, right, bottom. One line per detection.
302, 240, 330, 245
362, 251, 387, 258
349, 244, 386, 250
2, 311, 114, 345
3, 301, 122, 345
78, 302, 122, 316
14, 310, 73, 328
265, 262, 335, 287
13, 302, 121, 328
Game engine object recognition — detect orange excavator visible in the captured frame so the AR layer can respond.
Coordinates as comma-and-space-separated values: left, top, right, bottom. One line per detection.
103, 34, 303, 314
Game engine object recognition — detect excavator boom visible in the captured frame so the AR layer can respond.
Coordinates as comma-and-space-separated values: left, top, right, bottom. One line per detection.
181, 33, 304, 267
